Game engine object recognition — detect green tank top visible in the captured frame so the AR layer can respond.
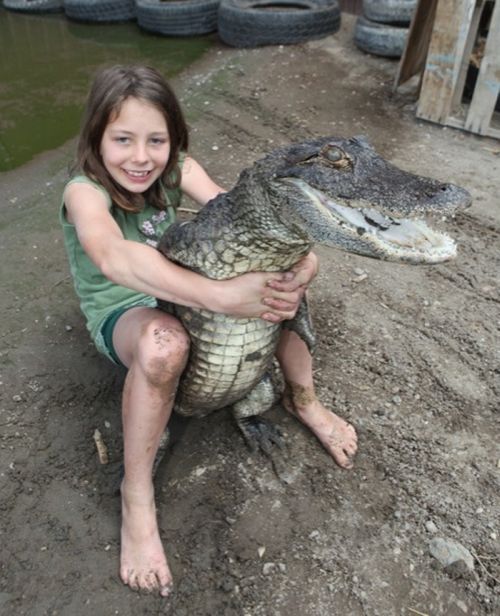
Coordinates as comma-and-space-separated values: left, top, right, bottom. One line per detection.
60, 175, 181, 352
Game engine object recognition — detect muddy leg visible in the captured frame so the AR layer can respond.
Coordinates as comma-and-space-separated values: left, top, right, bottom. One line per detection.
112, 307, 189, 596
276, 329, 357, 469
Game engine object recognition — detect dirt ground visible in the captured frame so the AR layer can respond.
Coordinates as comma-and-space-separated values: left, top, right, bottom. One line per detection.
1, 15, 499, 616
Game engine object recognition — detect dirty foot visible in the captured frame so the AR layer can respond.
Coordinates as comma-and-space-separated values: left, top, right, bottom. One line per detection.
120, 481, 173, 597
283, 382, 358, 469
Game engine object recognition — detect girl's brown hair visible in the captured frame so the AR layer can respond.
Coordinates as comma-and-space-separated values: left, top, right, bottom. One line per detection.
75, 64, 189, 212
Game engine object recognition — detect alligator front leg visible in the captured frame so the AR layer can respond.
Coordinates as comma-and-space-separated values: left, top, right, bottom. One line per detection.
232, 374, 284, 454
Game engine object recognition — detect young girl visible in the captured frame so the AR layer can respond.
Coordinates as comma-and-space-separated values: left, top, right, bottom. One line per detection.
61, 64, 357, 597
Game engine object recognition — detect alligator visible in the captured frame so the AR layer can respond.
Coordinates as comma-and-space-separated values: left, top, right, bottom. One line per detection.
157, 135, 471, 450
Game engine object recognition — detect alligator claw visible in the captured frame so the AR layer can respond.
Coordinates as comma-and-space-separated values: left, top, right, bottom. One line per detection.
237, 416, 285, 455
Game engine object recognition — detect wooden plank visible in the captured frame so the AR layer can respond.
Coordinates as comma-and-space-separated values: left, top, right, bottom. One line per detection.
447, 116, 500, 139
394, 0, 438, 89
450, 0, 486, 109
416, 0, 478, 123
465, 0, 500, 134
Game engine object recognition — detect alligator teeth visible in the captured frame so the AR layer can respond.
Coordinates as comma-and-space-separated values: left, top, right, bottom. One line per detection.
279, 177, 456, 261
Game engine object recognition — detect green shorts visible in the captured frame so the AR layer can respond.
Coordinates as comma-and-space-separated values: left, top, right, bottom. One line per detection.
95, 298, 158, 367
100, 306, 128, 367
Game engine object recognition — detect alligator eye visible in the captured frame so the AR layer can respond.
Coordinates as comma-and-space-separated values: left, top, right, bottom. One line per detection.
323, 146, 344, 162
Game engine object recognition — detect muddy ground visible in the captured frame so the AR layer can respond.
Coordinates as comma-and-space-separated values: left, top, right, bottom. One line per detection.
0, 15, 499, 616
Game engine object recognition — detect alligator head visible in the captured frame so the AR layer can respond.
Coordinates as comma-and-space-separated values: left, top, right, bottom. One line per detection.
230, 135, 471, 264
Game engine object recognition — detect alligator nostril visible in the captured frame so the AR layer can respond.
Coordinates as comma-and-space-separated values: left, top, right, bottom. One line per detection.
440, 185, 448, 192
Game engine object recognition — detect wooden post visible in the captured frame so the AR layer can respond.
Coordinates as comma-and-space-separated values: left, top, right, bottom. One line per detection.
416, 0, 479, 124
394, 0, 439, 90
450, 0, 487, 110
464, 0, 500, 135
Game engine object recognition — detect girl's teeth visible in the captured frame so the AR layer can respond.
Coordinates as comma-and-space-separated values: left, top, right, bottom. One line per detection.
127, 170, 149, 177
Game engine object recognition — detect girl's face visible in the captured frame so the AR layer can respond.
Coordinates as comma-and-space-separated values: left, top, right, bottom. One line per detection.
100, 97, 170, 194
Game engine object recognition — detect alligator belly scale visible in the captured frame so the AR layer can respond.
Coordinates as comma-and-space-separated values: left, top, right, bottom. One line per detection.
172, 306, 280, 416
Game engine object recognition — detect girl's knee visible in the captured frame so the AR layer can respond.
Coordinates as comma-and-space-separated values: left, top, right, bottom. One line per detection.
137, 318, 190, 381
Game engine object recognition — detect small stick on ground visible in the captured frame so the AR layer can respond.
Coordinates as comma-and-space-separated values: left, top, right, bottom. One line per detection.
93, 428, 109, 465
407, 608, 429, 616
470, 546, 500, 585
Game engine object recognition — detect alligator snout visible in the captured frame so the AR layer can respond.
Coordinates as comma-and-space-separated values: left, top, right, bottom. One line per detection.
421, 182, 472, 212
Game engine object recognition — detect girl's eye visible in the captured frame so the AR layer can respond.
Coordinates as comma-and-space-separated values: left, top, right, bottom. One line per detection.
150, 138, 167, 145
115, 137, 129, 144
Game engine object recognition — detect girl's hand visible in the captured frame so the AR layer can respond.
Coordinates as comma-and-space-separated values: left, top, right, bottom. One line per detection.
216, 271, 304, 323
266, 252, 319, 293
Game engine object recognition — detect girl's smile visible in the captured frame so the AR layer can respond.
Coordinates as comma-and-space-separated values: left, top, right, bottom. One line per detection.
100, 97, 171, 193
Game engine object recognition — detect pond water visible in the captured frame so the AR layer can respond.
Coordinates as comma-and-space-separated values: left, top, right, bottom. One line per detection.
0, 7, 212, 172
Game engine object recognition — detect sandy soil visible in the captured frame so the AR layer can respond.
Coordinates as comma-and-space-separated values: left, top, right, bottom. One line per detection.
1, 15, 499, 616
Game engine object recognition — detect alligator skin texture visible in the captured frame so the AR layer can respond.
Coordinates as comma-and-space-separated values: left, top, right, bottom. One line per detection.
170, 305, 281, 417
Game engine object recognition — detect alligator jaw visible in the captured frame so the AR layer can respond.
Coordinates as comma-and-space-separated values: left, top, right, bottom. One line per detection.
283, 178, 457, 264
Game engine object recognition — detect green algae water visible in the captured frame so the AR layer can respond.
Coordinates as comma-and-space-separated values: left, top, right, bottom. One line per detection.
0, 7, 212, 172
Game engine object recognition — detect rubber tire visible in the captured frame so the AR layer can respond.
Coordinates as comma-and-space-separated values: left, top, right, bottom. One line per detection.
354, 15, 408, 58
363, 0, 416, 25
136, 0, 220, 36
64, 0, 135, 22
3, 0, 62, 12
218, 0, 341, 48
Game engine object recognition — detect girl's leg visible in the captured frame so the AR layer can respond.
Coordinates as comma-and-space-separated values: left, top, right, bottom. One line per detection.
112, 306, 190, 596
275, 329, 358, 469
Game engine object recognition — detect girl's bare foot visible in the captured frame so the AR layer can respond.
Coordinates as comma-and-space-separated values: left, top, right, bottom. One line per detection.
120, 481, 173, 597
282, 382, 358, 469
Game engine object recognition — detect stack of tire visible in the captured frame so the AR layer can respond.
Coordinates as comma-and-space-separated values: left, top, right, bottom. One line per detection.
64, 0, 136, 23
354, 0, 416, 58
217, 0, 341, 48
3, 0, 343, 48
135, 0, 342, 45
136, 0, 220, 36
3, 0, 63, 12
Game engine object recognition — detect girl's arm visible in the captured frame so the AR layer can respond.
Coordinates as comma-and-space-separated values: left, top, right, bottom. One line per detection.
180, 156, 225, 205
64, 182, 300, 321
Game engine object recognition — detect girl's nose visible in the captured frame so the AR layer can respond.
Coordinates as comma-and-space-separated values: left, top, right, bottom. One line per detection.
131, 142, 148, 163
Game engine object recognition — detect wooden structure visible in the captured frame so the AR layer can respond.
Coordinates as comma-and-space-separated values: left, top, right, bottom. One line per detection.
396, 0, 500, 139
395, 0, 439, 87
